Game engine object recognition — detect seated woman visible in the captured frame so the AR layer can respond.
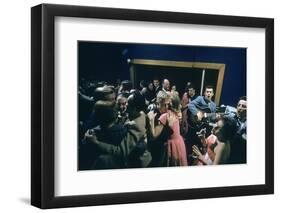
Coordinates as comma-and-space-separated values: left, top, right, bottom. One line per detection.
192, 116, 237, 165
148, 93, 188, 166
85, 91, 152, 169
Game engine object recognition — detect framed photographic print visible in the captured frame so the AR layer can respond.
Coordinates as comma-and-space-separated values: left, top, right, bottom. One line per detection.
31, 3, 274, 209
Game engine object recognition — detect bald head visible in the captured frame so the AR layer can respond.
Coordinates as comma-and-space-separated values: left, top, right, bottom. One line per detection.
162, 79, 170, 91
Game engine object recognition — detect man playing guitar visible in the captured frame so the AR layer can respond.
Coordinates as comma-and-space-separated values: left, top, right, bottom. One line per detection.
188, 85, 216, 124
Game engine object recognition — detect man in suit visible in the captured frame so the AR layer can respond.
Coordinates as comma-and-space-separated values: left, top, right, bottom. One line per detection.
162, 79, 170, 93
228, 96, 247, 164
186, 83, 197, 101
153, 78, 162, 96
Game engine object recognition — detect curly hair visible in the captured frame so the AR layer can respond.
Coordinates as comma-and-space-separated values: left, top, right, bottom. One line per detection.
216, 115, 238, 142
156, 90, 170, 103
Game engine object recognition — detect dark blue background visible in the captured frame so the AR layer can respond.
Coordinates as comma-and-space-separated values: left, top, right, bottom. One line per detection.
79, 42, 246, 106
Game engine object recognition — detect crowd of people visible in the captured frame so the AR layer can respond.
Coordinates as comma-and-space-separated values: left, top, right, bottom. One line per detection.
79, 77, 247, 170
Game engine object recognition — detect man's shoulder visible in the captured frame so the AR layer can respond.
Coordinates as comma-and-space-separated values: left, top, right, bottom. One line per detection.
191, 95, 204, 103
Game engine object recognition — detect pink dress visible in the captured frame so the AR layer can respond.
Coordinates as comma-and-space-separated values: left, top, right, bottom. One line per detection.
206, 134, 217, 162
159, 111, 188, 166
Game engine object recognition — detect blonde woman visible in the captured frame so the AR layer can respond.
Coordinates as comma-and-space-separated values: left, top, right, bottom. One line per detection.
148, 93, 187, 166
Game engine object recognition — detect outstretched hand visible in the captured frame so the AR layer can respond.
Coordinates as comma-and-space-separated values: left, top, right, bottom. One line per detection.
192, 145, 203, 158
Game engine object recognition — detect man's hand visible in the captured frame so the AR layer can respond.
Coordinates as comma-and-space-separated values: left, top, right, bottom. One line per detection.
215, 113, 221, 120
84, 129, 99, 144
196, 111, 204, 121
178, 111, 182, 122
147, 111, 157, 121
167, 112, 176, 128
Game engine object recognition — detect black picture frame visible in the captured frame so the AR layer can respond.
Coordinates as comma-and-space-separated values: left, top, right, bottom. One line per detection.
31, 3, 274, 209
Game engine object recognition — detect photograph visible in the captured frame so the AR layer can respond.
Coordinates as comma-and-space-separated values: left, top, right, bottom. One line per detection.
30, 4, 273, 208
78, 41, 247, 170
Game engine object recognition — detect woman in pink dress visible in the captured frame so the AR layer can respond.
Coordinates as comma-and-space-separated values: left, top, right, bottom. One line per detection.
192, 116, 237, 165
148, 93, 188, 166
